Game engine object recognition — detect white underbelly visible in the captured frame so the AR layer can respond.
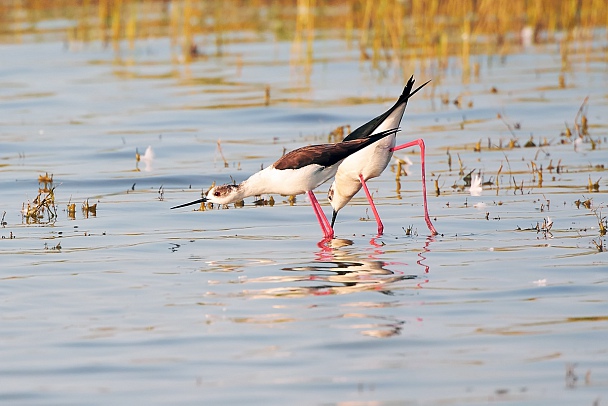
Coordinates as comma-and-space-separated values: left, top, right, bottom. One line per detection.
258, 164, 338, 195
336, 135, 395, 182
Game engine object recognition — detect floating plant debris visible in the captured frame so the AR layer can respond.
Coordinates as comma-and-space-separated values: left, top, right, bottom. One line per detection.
22, 174, 58, 224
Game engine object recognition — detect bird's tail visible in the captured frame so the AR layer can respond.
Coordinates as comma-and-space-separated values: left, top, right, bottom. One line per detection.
347, 127, 400, 151
343, 75, 429, 142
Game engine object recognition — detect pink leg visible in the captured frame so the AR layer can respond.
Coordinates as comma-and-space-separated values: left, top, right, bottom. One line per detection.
359, 173, 384, 235
391, 139, 438, 235
307, 191, 334, 239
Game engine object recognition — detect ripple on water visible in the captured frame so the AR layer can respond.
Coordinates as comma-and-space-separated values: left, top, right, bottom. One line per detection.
1, 7, 607, 404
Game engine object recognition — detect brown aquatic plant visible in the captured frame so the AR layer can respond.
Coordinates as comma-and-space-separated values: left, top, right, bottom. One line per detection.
253, 195, 274, 207
519, 216, 554, 238
67, 196, 76, 220
394, 158, 407, 179
23, 174, 58, 224
434, 175, 441, 197
540, 217, 553, 233
38, 172, 53, 184
457, 153, 464, 176
482, 177, 494, 187
574, 96, 589, 139
82, 199, 97, 217
67, 203, 76, 219
495, 163, 503, 194
592, 209, 607, 236
574, 197, 593, 210
264, 85, 270, 106
539, 195, 550, 213
588, 176, 601, 193
524, 136, 536, 148
581, 114, 588, 136
512, 177, 524, 195
591, 238, 605, 252
402, 225, 414, 236
217, 140, 229, 168
446, 148, 452, 171
44, 242, 62, 251
531, 161, 543, 188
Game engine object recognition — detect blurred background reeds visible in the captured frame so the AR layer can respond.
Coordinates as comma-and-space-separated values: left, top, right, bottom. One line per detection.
2, 0, 606, 84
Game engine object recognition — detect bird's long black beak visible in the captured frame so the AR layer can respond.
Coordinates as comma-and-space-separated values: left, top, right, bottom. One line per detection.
171, 198, 207, 209
331, 210, 338, 228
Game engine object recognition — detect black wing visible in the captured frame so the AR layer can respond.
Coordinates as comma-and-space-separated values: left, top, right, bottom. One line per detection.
274, 128, 399, 170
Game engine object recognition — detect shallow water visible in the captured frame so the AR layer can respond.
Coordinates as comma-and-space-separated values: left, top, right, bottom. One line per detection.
1, 8, 608, 405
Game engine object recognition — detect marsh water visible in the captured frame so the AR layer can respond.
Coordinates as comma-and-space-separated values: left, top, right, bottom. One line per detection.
1, 2, 607, 404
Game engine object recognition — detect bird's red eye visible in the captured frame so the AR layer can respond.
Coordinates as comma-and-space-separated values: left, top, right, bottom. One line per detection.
214, 191, 221, 197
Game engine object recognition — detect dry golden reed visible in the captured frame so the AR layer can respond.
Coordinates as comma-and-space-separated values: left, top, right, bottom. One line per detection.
3, 0, 605, 69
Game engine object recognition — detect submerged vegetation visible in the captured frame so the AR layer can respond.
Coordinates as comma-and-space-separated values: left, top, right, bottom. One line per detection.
21, 173, 58, 224
14, 174, 99, 225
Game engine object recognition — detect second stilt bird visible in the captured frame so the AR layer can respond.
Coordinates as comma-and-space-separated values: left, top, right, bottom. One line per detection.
328, 76, 438, 236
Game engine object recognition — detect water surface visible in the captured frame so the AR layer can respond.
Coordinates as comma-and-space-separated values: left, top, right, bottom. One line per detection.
1, 3, 607, 405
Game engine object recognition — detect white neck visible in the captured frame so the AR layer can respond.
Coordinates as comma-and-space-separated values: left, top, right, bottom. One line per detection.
238, 169, 273, 197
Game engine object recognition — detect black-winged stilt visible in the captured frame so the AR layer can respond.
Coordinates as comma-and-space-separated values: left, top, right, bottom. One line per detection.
328, 76, 437, 236
172, 127, 400, 239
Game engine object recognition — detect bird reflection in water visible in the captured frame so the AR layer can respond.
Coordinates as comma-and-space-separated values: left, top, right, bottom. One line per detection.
238, 237, 435, 337
277, 238, 414, 297
245, 237, 435, 298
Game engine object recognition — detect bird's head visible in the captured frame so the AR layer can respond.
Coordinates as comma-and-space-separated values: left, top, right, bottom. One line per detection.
327, 181, 351, 227
171, 183, 243, 210
205, 184, 242, 205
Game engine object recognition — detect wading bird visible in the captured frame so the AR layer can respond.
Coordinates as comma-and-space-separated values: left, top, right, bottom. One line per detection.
172, 128, 400, 240
328, 76, 438, 236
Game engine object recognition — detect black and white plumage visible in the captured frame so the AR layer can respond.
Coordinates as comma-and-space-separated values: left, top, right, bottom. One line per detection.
327, 76, 437, 235
172, 127, 400, 239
